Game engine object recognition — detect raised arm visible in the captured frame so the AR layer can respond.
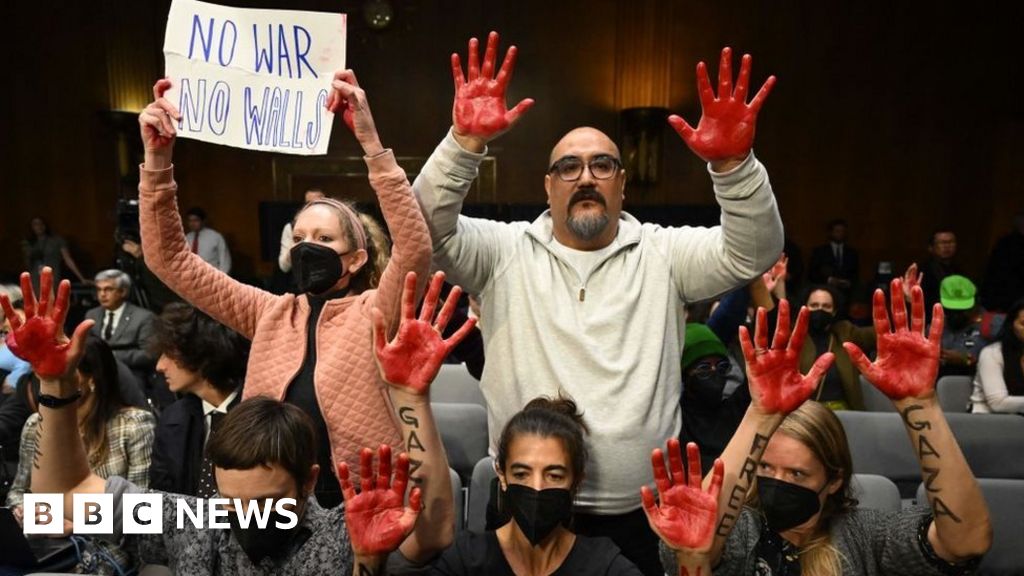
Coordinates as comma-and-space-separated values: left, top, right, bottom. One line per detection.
138, 79, 273, 339
371, 271, 478, 563
326, 70, 432, 329
665, 48, 783, 301
0, 268, 105, 519
643, 439, 724, 576
708, 300, 834, 565
844, 279, 992, 562
413, 31, 532, 295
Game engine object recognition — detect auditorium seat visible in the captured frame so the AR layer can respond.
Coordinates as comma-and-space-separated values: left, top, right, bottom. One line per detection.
936, 375, 972, 413
859, 375, 897, 412
468, 456, 498, 533
430, 364, 486, 407
850, 473, 901, 512
916, 478, 1024, 575
450, 467, 464, 533
432, 402, 489, 483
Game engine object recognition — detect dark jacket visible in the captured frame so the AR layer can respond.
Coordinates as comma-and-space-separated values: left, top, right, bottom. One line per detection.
149, 392, 241, 495
799, 320, 875, 410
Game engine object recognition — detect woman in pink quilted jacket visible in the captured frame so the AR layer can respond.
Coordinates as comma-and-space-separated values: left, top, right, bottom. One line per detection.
137, 70, 432, 509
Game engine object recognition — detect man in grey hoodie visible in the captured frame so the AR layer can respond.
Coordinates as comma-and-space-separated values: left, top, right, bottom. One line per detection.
414, 32, 782, 575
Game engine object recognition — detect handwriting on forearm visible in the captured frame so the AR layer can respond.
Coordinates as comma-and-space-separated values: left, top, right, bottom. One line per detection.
716, 433, 770, 537
398, 406, 425, 486
899, 404, 961, 523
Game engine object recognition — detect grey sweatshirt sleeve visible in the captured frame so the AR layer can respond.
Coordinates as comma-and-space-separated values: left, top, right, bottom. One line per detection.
656, 152, 784, 303
412, 130, 517, 295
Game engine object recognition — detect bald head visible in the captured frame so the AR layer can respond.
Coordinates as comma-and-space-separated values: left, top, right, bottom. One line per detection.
549, 127, 621, 167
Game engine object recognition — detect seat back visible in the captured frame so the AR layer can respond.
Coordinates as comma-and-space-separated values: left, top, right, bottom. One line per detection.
432, 402, 489, 483
945, 413, 1024, 480
837, 411, 921, 497
859, 375, 896, 412
850, 473, 901, 512
468, 456, 498, 533
916, 478, 1024, 575
431, 364, 486, 407
936, 375, 972, 413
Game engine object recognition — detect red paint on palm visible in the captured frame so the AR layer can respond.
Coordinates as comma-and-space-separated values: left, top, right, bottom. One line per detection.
373, 271, 477, 395
339, 446, 422, 556
740, 300, 834, 414
844, 280, 942, 400
1, 270, 77, 378
642, 440, 722, 553
451, 32, 534, 140
668, 47, 776, 163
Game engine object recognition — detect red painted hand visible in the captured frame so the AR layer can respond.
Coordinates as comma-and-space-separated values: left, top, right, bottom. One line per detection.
901, 262, 923, 301
138, 79, 181, 152
844, 279, 942, 400
668, 47, 776, 164
740, 300, 835, 414
451, 31, 534, 143
373, 271, 477, 395
325, 69, 378, 144
339, 445, 422, 556
0, 268, 92, 379
642, 440, 723, 553
762, 253, 788, 293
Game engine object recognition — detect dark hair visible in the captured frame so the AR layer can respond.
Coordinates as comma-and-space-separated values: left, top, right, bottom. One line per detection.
26, 216, 51, 241
803, 284, 840, 310
150, 303, 249, 393
999, 299, 1024, 395
496, 395, 589, 494
77, 335, 127, 466
929, 228, 956, 246
826, 218, 847, 230
207, 397, 318, 491
185, 207, 207, 221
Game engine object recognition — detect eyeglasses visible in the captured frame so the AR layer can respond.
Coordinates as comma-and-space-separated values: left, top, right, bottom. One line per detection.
690, 360, 731, 379
548, 155, 622, 182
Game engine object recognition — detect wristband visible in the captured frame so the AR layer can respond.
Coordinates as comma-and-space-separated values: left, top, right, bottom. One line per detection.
37, 390, 83, 409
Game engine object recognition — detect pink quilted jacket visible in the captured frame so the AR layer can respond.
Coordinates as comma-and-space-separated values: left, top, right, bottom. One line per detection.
138, 150, 432, 482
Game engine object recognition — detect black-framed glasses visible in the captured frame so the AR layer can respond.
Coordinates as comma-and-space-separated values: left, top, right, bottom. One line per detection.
690, 360, 731, 379
548, 155, 622, 182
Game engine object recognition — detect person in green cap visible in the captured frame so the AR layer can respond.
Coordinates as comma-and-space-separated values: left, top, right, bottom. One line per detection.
937, 275, 1004, 377
678, 322, 750, 474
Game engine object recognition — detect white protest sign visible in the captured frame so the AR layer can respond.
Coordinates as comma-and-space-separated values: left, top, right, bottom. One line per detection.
163, 0, 346, 155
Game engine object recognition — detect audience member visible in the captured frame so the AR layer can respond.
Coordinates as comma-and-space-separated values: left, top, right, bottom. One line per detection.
414, 34, 781, 574
661, 280, 992, 574
2, 267, 471, 574
5, 333, 155, 574
970, 298, 1024, 414
279, 188, 327, 273
980, 210, 1024, 313
0, 297, 30, 393
808, 219, 859, 303
800, 285, 875, 410
86, 269, 158, 384
938, 275, 1001, 377
679, 323, 750, 474
921, 228, 963, 314
137, 70, 432, 506
20, 216, 88, 289
184, 206, 232, 274
148, 303, 250, 495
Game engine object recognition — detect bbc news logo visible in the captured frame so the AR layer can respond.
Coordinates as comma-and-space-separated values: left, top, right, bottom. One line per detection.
23, 494, 298, 535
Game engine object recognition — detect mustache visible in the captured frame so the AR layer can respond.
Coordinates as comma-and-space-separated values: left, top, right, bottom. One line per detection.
569, 188, 606, 209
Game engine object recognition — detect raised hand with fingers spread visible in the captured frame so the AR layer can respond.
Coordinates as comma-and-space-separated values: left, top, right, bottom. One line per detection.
740, 300, 835, 414
642, 439, 723, 574
669, 47, 776, 168
340, 444, 421, 564
844, 279, 942, 400
1, 267, 92, 379
372, 271, 477, 395
450, 31, 534, 151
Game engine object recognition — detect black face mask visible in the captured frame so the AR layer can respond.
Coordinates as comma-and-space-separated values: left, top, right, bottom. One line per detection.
685, 374, 728, 408
757, 476, 824, 532
504, 484, 573, 546
229, 507, 303, 564
808, 310, 834, 334
290, 243, 345, 295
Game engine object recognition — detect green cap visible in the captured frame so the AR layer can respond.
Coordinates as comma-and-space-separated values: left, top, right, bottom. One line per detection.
939, 275, 976, 310
682, 323, 728, 373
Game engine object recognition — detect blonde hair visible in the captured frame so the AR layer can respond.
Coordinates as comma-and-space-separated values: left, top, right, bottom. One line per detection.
748, 402, 857, 576
293, 199, 391, 294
